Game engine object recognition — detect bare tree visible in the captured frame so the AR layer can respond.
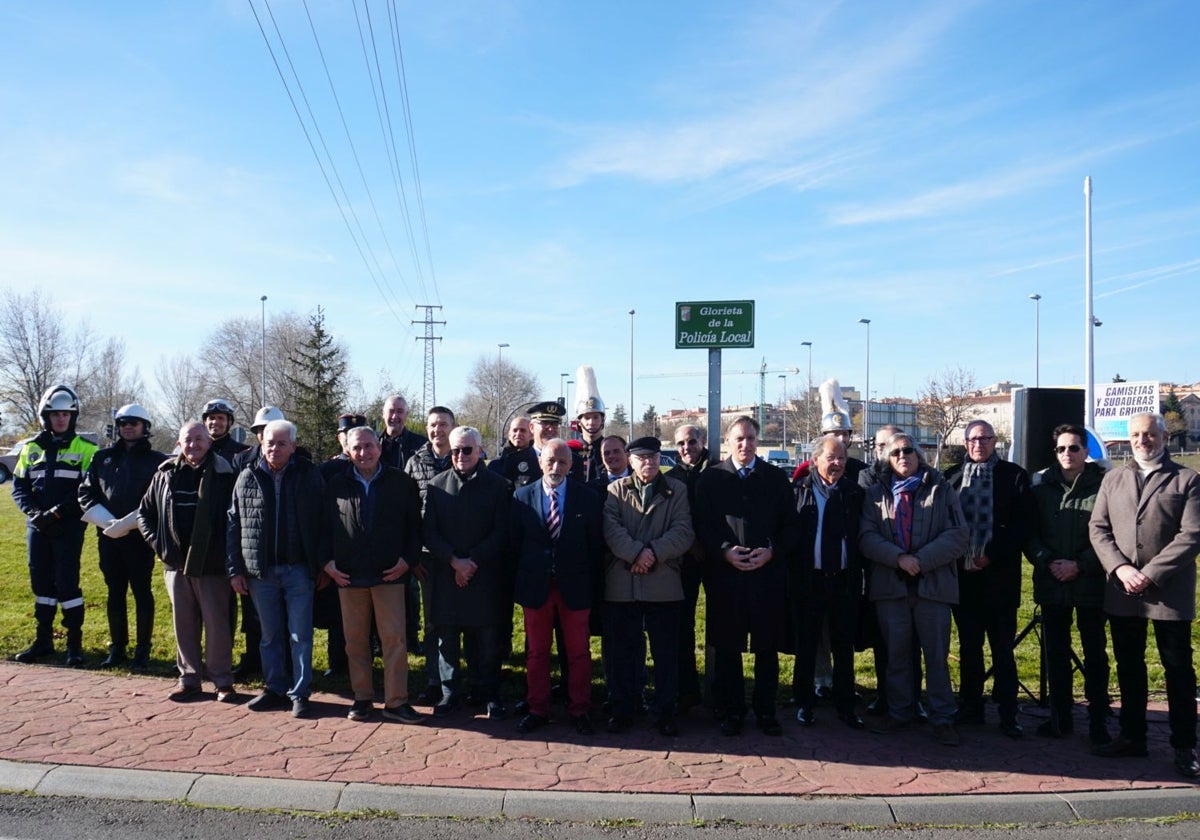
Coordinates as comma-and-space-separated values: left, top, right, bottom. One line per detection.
77, 337, 145, 437
456, 355, 541, 445
154, 353, 206, 432
0, 290, 70, 432
917, 366, 978, 466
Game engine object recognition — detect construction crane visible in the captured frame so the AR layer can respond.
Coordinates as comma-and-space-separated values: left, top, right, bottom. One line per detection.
639, 358, 800, 430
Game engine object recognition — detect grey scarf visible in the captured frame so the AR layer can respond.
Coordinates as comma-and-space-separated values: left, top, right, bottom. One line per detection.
959, 453, 996, 568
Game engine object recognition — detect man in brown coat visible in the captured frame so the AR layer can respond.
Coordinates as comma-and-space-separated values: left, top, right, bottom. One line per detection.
1089, 413, 1200, 778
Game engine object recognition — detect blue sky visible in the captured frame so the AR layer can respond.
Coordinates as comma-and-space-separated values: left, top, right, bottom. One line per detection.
2, 0, 1197, 423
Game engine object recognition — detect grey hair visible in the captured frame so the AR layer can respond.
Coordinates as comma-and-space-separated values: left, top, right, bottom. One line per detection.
345, 426, 379, 444
450, 425, 483, 447
881, 433, 929, 475
963, 419, 994, 439
1130, 412, 1167, 434
677, 424, 706, 444
263, 419, 297, 442
540, 437, 571, 457
813, 433, 847, 459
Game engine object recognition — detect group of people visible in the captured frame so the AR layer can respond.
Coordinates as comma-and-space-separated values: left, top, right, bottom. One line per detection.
7, 371, 1199, 779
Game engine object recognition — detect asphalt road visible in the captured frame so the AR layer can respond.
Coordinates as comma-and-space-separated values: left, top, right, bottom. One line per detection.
0, 793, 1197, 840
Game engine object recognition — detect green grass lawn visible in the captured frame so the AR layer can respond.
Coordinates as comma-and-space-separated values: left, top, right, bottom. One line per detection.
1, 484, 1193, 707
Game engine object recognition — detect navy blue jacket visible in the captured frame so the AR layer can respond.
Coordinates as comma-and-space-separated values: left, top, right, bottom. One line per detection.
509, 478, 602, 611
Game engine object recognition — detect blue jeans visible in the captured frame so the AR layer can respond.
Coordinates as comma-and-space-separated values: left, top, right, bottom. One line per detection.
248, 564, 314, 700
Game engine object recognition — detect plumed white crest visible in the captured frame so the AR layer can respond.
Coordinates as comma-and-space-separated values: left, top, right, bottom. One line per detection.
819, 378, 853, 433
573, 365, 605, 417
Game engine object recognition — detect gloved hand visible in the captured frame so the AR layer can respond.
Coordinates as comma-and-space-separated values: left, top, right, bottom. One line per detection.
29, 510, 59, 533
103, 511, 140, 539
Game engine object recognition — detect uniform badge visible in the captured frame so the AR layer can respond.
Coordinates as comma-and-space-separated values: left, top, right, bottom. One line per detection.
518, 461, 529, 473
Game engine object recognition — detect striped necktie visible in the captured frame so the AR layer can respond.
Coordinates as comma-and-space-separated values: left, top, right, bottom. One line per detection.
547, 488, 562, 541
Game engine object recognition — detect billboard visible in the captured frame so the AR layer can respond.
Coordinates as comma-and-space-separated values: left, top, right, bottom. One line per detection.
1093, 380, 1159, 441
675, 300, 755, 349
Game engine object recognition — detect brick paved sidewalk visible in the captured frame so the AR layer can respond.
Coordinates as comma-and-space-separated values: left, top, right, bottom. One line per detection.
0, 662, 1191, 796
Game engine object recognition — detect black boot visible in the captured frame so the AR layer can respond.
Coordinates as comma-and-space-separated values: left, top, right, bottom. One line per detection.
15, 631, 55, 663
65, 628, 84, 668
131, 644, 151, 669
101, 645, 127, 668
131, 611, 153, 669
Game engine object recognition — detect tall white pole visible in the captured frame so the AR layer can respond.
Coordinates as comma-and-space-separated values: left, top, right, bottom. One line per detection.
801, 340, 813, 443
1029, 293, 1041, 388
260, 295, 268, 405
1084, 176, 1095, 428
497, 343, 509, 454
628, 309, 636, 440
858, 319, 871, 447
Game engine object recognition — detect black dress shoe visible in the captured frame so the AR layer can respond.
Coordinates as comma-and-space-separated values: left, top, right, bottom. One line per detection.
514, 699, 531, 716
516, 713, 549, 734
605, 715, 633, 734
1174, 748, 1200, 779
247, 689, 290, 711
657, 718, 680, 737
915, 702, 930, 723
953, 705, 985, 725
1000, 721, 1024, 739
101, 647, 126, 668
416, 685, 442, 705
719, 716, 744, 736
572, 714, 594, 736
757, 716, 783, 737
795, 707, 815, 727
1093, 735, 1148, 758
866, 697, 887, 716
839, 712, 866, 730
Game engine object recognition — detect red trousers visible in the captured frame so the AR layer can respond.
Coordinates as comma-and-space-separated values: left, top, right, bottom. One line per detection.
522, 582, 591, 717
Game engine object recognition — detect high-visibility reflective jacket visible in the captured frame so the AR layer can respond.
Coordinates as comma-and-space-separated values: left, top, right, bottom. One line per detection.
11, 431, 98, 520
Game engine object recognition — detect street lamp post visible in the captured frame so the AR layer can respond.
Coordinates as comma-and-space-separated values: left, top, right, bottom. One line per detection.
559, 372, 570, 402
1029, 293, 1042, 389
778, 373, 787, 448
801, 340, 813, 442
260, 295, 268, 405
628, 309, 636, 440
496, 343, 509, 454
858, 319, 871, 448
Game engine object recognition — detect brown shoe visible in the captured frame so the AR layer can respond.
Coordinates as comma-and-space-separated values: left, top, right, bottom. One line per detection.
168, 684, 202, 702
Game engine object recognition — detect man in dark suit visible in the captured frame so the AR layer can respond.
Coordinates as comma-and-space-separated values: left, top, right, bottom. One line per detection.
510, 439, 603, 736
695, 415, 797, 737
944, 419, 1032, 739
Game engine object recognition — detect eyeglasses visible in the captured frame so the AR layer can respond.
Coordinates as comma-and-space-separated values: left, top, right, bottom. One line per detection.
890, 447, 916, 457
1055, 444, 1082, 454
966, 436, 995, 445
675, 439, 698, 447
450, 446, 474, 457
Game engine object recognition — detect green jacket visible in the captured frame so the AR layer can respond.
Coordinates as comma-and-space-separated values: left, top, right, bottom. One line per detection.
1026, 461, 1105, 607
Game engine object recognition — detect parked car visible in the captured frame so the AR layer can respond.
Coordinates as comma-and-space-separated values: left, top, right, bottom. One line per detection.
0, 439, 30, 484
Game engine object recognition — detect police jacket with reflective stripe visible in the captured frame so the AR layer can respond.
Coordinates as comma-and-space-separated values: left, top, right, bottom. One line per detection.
12, 431, 98, 519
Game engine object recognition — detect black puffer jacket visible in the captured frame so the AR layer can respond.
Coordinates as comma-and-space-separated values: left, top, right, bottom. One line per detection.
227, 457, 324, 579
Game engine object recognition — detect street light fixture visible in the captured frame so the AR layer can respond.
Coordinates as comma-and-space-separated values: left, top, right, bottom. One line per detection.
858, 319, 871, 448
559, 372, 570, 402
496, 343, 510, 453
1029, 293, 1042, 388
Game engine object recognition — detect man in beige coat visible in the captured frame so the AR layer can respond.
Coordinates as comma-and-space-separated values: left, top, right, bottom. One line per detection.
1089, 413, 1200, 778
602, 436, 694, 737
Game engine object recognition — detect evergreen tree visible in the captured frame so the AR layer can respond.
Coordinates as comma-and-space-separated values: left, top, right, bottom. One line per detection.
286, 306, 347, 461
610, 403, 628, 429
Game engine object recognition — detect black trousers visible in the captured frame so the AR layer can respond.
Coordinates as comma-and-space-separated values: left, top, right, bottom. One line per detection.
97, 533, 155, 649
1109, 614, 1197, 749
714, 648, 778, 720
27, 523, 85, 635
676, 559, 703, 700
953, 578, 1019, 722
794, 570, 858, 715
605, 600, 680, 720
1041, 603, 1109, 725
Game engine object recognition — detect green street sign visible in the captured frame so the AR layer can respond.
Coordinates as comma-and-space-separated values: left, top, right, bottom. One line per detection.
675, 300, 755, 349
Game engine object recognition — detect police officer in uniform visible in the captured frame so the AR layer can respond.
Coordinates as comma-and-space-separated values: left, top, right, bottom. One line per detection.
490, 401, 584, 487
10, 385, 99, 666
78, 403, 167, 668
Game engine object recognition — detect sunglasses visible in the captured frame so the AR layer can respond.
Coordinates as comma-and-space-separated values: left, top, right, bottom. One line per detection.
116, 418, 141, 427
449, 446, 474, 457
890, 446, 916, 457
1055, 444, 1082, 454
